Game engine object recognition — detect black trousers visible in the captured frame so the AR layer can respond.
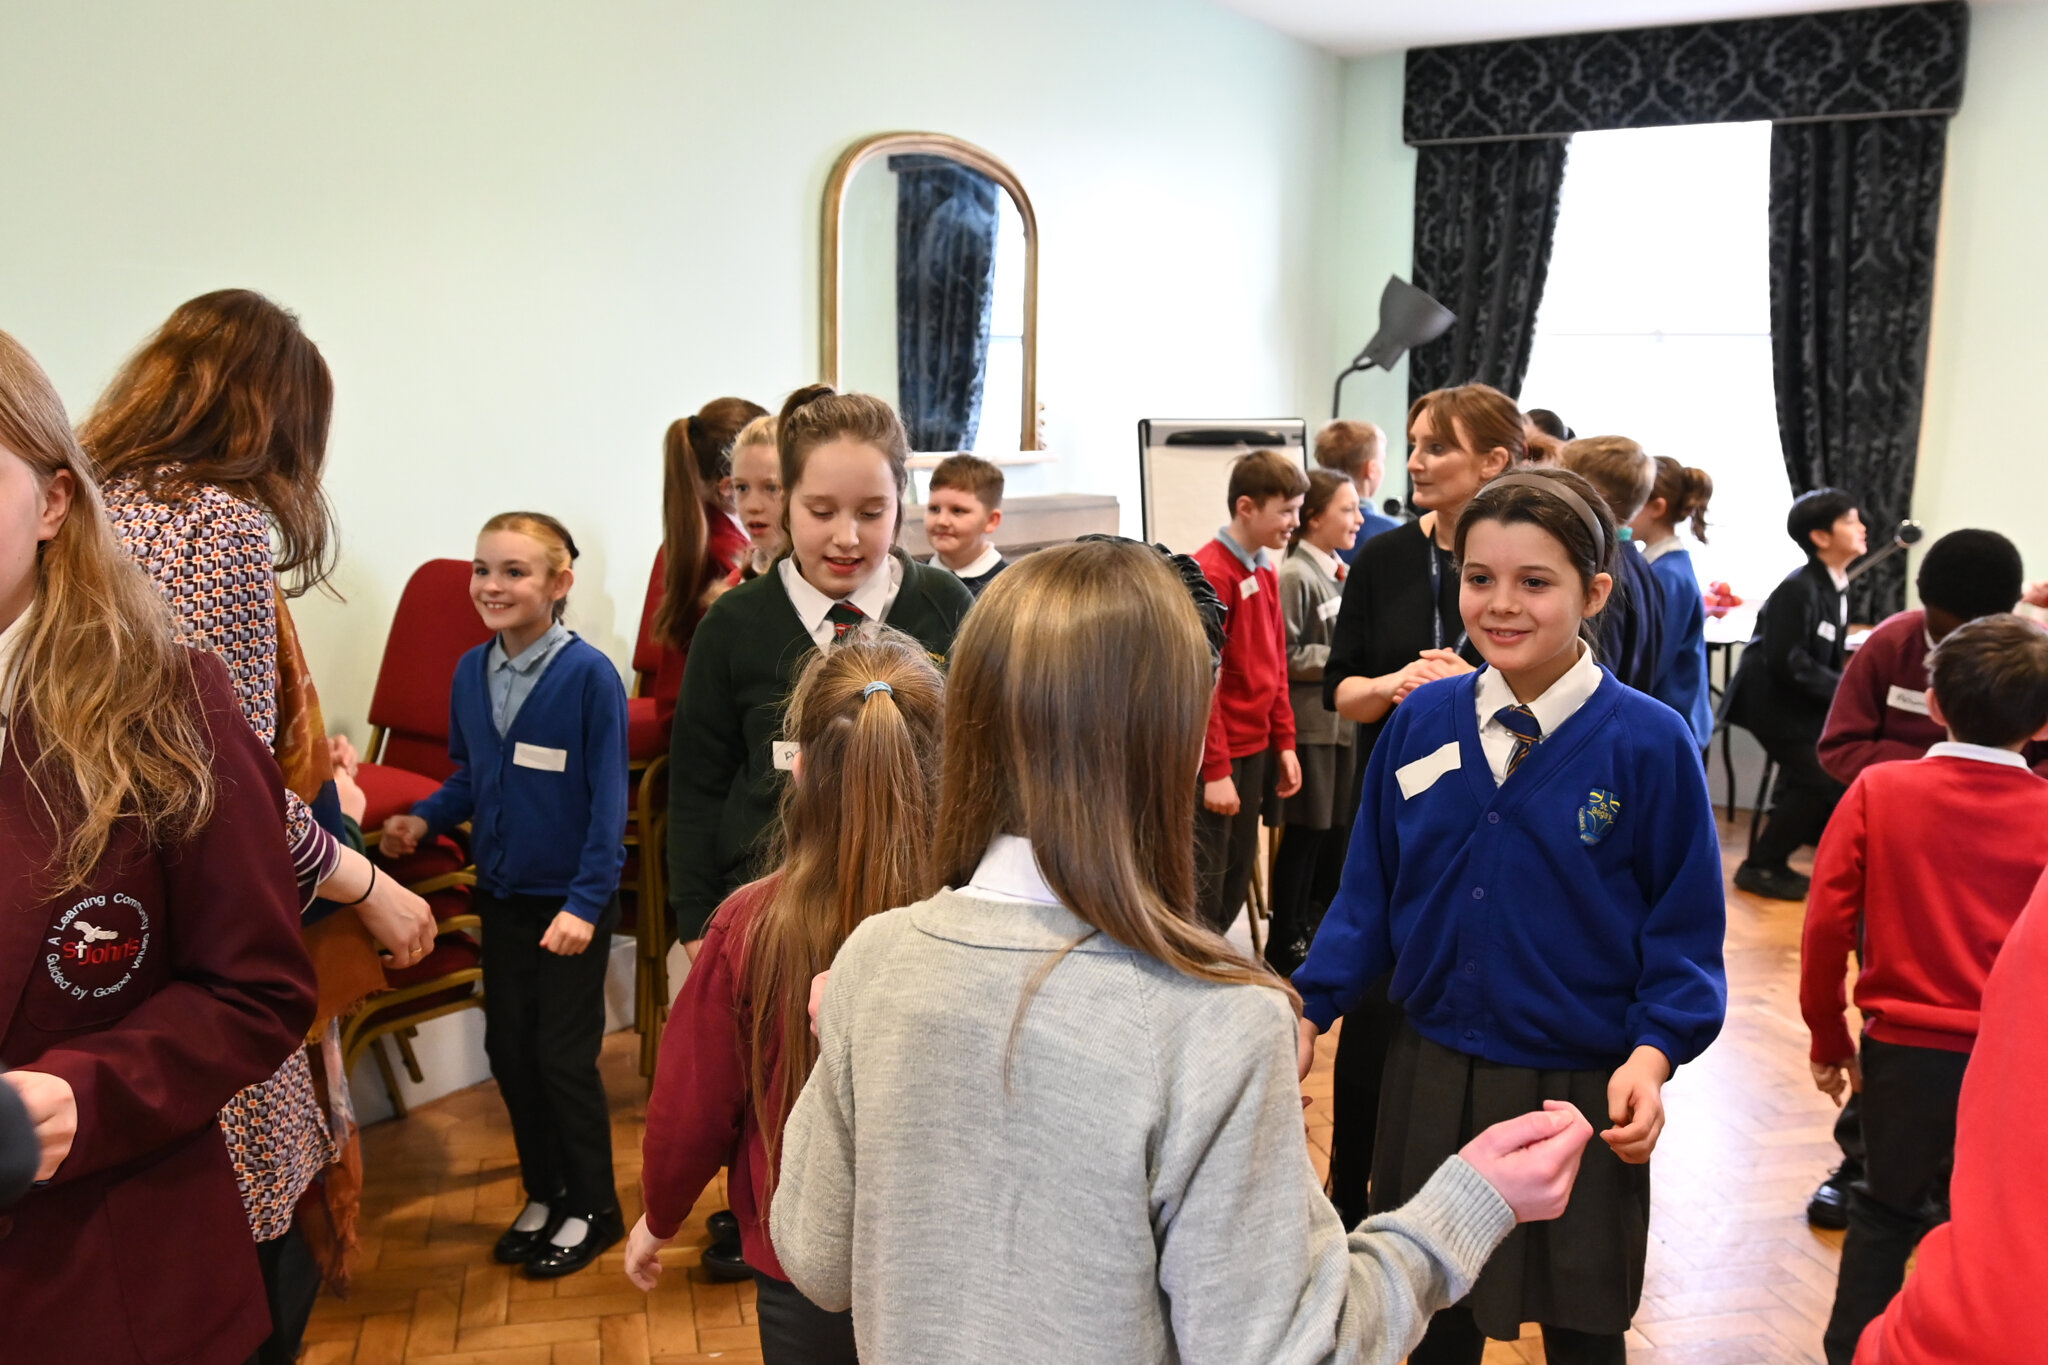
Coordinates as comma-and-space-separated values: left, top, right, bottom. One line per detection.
1823, 1038, 1968, 1365
1326, 974, 1402, 1228
1195, 749, 1269, 935
1407, 1305, 1624, 1365
480, 891, 621, 1217
1266, 824, 1332, 977
1750, 730, 1846, 870
1831, 1092, 1866, 1185
754, 1272, 859, 1364
244, 1224, 322, 1365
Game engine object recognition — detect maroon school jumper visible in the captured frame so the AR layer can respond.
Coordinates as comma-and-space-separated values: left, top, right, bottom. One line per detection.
0, 652, 316, 1365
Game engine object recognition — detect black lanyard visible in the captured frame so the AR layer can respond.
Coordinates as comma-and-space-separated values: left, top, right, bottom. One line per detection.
1425, 535, 1469, 656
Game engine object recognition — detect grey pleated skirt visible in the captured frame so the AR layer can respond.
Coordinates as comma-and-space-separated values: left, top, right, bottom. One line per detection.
1368, 1021, 1650, 1339
1274, 737, 1358, 831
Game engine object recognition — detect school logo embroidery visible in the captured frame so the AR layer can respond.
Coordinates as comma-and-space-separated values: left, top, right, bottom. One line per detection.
1577, 789, 1621, 846
44, 892, 151, 1002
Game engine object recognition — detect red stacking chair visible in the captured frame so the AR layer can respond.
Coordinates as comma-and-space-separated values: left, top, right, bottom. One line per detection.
355, 559, 496, 833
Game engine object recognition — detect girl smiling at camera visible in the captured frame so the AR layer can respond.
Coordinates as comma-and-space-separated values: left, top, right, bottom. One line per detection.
1295, 468, 1727, 1365
666, 386, 973, 954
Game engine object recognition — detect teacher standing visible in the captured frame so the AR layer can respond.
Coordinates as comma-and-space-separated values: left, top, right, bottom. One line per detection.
1314, 382, 1523, 1226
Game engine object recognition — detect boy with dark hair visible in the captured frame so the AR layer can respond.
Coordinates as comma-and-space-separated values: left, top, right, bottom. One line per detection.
924, 454, 1007, 597
1728, 488, 1865, 902
1194, 450, 1307, 934
1312, 420, 1400, 558
1800, 614, 2048, 1364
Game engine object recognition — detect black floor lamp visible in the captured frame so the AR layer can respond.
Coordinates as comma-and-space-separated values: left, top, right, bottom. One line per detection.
1331, 276, 1455, 419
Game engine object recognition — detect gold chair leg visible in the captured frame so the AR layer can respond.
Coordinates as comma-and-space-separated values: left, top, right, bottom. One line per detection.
370, 1037, 411, 1120
394, 1026, 426, 1084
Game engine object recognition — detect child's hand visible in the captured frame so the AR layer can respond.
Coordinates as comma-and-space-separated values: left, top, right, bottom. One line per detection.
1602, 1045, 1672, 1163
1460, 1100, 1593, 1223
1811, 1055, 1862, 1106
540, 911, 596, 956
3, 1070, 79, 1181
809, 971, 831, 1038
1296, 1017, 1318, 1081
623, 1215, 670, 1292
379, 814, 428, 857
2025, 580, 2048, 610
327, 733, 361, 777
1275, 749, 1303, 799
1202, 776, 1241, 816
334, 767, 368, 825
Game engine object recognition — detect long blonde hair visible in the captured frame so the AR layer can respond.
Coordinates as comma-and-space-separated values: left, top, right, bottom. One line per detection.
936, 540, 1293, 1024
743, 631, 946, 1192
0, 330, 214, 888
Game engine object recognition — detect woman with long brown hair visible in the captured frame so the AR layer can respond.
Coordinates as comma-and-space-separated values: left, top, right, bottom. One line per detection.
770, 539, 1594, 1364
81, 289, 435, 1361
629, 632, 945, 1362
0, 328, 317, 1364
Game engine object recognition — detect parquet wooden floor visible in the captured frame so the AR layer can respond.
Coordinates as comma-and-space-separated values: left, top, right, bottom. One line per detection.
304, 820, 1846, 1363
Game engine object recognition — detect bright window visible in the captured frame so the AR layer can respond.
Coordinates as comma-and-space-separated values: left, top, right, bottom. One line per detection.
969, 191, 1028, 454
1521, 121, 1803, 602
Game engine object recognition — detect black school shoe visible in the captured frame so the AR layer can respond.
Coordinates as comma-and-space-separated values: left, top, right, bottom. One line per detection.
707, 1209, 740, 1242
524, 1207, 625, 1279
702, 1235, 751, 1282
493, 1198, 568, 1265
1734, 861, 1811, 902
1807, 1170, 1852, 1230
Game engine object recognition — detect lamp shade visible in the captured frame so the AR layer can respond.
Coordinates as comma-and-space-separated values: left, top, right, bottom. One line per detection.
1360, 276, 1454, 371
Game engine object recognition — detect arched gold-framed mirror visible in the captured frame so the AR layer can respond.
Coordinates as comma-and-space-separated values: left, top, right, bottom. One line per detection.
821, 131, 1041, 452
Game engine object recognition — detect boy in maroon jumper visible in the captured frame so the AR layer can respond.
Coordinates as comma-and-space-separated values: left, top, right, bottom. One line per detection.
1800, 614, 2048, 1365
1194, 449, 1307, 934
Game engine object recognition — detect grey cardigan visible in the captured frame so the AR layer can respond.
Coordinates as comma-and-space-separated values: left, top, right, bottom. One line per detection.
771, 889, 1514, 1364
1281, 543, 1352, 748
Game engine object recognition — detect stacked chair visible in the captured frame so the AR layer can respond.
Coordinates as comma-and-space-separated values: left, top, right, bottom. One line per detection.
625, 557, 675, 1078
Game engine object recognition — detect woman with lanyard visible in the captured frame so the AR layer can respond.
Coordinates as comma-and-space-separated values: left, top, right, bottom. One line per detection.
1314, 382, 1525, 1228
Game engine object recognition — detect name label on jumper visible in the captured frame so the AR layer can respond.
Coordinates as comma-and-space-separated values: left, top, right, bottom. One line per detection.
1396, 740, 1462, 800
1318, 597, 1343, 623
512, 742, 568, 772
773, 741, 801, 771
1817, 621, 1838, 643
1886, 684, 1931, 716
1239, 576, 1260, 600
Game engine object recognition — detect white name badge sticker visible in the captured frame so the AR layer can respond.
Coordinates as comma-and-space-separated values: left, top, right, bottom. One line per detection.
512, 742, 568, 772
1818, 621, 1838, 642
1240, 576, 1260, 600
1318, 597, 1344, 623
772, 741, 801, 771
1886, 684, 1932, 716
1396, 740, 1462, 800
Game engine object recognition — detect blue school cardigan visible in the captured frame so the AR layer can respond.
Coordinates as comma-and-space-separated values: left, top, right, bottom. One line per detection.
412, 636, 629, 924
1294, 667, 1727, 1072
1647, 547, 1714, 747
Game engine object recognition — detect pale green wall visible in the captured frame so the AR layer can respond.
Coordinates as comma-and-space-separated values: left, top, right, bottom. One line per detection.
0, 0, 1337, 731
1913, 0, 2048, 580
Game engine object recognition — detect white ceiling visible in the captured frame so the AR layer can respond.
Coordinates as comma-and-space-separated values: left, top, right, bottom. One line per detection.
1215, 0, 2014, 57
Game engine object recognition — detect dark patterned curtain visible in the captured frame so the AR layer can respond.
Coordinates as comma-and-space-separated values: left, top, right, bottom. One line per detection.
1770, 118, 1948, 621
1407, 139, 1568, 404
893, 155, 1000, 453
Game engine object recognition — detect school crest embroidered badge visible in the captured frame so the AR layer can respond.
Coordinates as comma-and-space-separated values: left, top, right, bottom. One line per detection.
1578, 789, 1621, 846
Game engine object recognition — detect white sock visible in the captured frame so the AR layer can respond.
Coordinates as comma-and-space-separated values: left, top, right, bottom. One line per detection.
549, 1215, 590, 1248
511, 1200, 550, 1234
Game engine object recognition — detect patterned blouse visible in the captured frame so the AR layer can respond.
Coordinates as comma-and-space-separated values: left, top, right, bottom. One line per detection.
102, 475, 337, 1242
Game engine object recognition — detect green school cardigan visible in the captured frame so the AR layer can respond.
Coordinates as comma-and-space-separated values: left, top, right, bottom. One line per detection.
664, 551, 974, 940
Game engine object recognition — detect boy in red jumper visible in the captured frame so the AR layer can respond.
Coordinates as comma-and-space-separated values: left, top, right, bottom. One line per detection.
1194, 449, 1307, 934
1800, 614, 2048, 1365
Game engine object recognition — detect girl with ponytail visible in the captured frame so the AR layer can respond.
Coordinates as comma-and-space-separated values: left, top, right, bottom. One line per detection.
630, 632, 945, 1363
1629, 456, 1717, 745
0, 328, 317, 1365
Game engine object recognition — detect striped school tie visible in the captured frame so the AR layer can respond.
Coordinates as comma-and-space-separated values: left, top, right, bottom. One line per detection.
1494, 703, 1542, 777
826, 601, 866, 642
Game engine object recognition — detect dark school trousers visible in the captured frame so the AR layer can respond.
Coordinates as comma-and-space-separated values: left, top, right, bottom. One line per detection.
754, 1272, 859, 1364
1195, 749, 1269, 936
1408, 1308, 1624, 1365
1326, 973, 1402, 1229
1823, 1037, 1969, 1365
245, 1224, 322, 1365
1265, 826, 1330, 976
1751, 730, 1846, 870
480, 890, 622, 1218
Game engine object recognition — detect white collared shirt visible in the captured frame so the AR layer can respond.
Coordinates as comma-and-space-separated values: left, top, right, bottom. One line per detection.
1294, 540, 1342, 581
1926, 740, 2030, 770
1641, 535, 1681, 565
963, 833, 1063, 906
946, 542, 1004, 581
779, 553, 905, 649
1827, 563, 1850, 593
1472, 640, 1604, 785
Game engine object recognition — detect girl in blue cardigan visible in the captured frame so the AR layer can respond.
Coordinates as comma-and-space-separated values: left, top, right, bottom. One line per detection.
1295, 469, 1727, 1365
382, 511, 629, 1280
1629, 456, 1716, 747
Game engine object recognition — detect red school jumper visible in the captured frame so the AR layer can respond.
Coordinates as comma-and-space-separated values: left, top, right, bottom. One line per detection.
645, 510, 753, 728
1800, 752, 2048, 1065
1854, 868, 2048, 1363
641, 876, 793, 1278
1194, 536, 1296, 783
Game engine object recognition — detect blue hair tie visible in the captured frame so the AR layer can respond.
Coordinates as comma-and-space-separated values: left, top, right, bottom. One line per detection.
862, 680, 893, 700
